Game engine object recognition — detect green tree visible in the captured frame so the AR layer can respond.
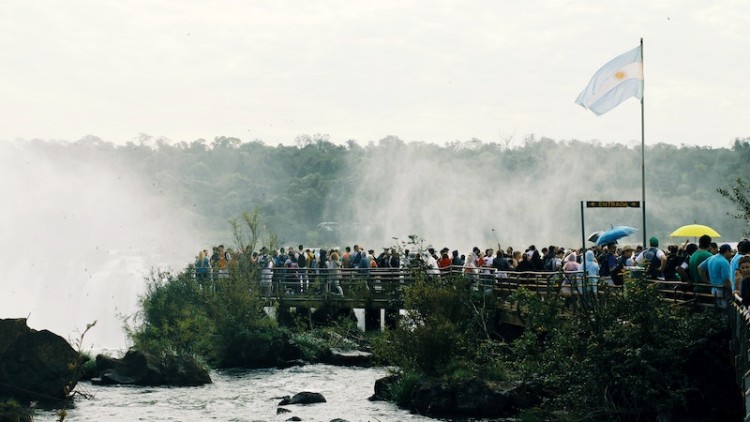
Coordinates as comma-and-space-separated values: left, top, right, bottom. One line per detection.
374, 272, 506, 381
718, 177, 750, 237
510, 275, 733, 420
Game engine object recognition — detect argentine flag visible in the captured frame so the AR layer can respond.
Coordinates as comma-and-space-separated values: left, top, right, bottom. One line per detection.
575, 45, 643, 115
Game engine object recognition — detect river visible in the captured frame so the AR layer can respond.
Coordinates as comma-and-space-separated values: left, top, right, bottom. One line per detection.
33, 365, 438, 422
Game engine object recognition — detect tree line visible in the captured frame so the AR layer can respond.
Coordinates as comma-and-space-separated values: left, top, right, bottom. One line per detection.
18, 134, 750, 247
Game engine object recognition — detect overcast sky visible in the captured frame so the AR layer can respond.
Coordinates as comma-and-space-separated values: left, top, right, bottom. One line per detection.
1, 1, 747, 148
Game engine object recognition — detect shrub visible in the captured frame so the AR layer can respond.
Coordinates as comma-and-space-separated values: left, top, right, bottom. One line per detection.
510, 273, 735, 420
374, 272, 506, 379
126, 267, 275, 368
389, 371, 422, 407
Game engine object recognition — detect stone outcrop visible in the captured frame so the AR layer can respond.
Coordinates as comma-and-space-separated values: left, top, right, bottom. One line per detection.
91, 349, 211, 386
371, 374, 543, 418
218, 328, 304, 369
278, 391, 327, 405
409, 377, 542, 418
0, 318, 81, 402
323, 348, 374, 367
368, 374, 399, 401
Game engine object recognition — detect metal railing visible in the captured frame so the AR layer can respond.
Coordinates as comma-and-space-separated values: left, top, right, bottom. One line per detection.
728, 293, 750, 421
193, 264, 720, 307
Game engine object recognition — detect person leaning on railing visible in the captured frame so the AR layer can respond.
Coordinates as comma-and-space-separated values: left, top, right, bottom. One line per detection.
737, 256, 750, 307
195, 250, 211, 282
698, 243, 734, 309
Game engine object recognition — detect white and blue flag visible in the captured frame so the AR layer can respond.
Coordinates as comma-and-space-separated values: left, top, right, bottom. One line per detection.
575, 45, 643, 115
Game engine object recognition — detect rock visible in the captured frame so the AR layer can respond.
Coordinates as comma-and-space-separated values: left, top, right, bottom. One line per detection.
286, 417, 302, 421
369, 375, 399, 401
324, 348, 373, 367
0, 318, 81, 401
92, 350, 211, 387
409, 377, 542, 418
329, 419, 350, 422
277, 407, 291, 414
276, 359, 305, 369
279, 391, 327, 405
217, 328, 305, 369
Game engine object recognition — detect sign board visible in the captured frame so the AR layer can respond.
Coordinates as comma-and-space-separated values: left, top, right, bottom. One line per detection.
586, 201, 641, 208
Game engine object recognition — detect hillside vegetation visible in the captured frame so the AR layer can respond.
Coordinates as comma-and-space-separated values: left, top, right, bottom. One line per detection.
15, 135, 750, 247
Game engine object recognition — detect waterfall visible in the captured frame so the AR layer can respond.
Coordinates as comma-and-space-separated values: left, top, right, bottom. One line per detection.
0, 141, 201, 351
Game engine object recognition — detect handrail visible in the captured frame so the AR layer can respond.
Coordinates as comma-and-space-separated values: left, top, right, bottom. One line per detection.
191, 265, 719, 307
728, 293, 750, 421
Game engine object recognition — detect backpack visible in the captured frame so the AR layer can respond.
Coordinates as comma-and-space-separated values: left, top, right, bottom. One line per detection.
611, 256, 628, 286
258, 254, 271, 269
351, 251, 362, 268
543, 257, 553, 272
599, 253, 614, 277
642, 247, 661, 279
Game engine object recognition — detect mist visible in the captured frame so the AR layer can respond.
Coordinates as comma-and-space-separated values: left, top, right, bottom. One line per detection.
331, 138, 693, 253
0, 141, 202, 351
1, 135, 743, 350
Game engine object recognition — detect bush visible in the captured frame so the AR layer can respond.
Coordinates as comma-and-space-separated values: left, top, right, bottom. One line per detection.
389, 371, 422, 407
126, 267, 276, 368
0, 399, 32, 422
510, 274, 737, 420
374, 272, 506, 379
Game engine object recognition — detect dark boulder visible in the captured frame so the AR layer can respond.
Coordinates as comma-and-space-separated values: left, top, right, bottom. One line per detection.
92, 350, 211, 386
278, 391, 327, 405
276, 359, 305, 369
369, 374, 399, 401
323, 348, 373, 367
277, 407, 291, 414
409, 377, 542, 418
217, 328, 304, 369
0, 318, 81, 401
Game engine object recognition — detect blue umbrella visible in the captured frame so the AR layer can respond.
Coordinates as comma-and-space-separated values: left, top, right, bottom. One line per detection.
596, 226, 638, 246
588, 231, 604, 243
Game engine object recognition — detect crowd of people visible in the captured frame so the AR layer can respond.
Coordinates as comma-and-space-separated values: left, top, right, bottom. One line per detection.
193, 235, 750, 305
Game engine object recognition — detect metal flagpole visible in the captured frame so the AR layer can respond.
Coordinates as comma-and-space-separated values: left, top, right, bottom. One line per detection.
640, 38, 647, 248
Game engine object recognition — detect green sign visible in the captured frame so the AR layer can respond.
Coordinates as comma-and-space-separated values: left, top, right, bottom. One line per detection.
586, 201, 641, 208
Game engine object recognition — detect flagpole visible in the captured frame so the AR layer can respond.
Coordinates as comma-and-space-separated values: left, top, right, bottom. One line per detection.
640, 37, 647, 248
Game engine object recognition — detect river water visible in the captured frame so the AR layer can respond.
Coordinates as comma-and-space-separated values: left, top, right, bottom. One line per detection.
34, 365, 438, 422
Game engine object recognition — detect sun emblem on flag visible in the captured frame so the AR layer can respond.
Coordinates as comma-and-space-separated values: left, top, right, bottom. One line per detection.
615, 70, 626, 79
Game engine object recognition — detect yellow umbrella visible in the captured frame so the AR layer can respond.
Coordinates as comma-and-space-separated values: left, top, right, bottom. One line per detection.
669, 224, 721, 238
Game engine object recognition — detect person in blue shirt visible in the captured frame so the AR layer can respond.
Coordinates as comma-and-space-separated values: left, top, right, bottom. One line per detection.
730, 240, 749, 292
698, 243, 734, 308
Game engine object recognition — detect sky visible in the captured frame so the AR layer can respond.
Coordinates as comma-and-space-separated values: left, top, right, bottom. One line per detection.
1, 0, 748, 149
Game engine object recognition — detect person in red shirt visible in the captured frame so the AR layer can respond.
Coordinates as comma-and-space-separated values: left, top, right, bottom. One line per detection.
437, 247, 453, 273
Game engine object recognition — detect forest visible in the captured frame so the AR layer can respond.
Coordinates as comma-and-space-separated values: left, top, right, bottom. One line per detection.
12, 134, 750, 251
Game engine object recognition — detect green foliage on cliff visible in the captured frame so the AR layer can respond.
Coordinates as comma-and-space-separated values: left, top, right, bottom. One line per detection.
509, 276, 737, 420
370, 255, 739, 419
718, 176, 750, 237
125, 268, 274, 368
374, 273, 507, 381
0, 399, 32, 422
